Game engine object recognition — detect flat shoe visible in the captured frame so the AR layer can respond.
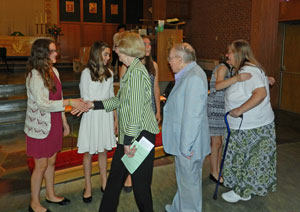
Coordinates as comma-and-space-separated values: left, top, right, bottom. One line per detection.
82, 189, 92, 203
46, 197, 71, 205
28, 205, 51, 212
209, 174, 223, 185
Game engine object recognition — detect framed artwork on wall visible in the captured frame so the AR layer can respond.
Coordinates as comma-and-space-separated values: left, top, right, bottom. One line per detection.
66, 1, 74, 13
83, 0, 102, 22
59, 0, 80, 22
105, 0, 123, 23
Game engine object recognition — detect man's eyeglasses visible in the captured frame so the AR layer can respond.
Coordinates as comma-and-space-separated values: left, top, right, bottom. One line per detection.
167, 55, 179, 62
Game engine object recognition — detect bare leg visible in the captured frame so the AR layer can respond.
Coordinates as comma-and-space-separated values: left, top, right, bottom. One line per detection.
124, 174, 132, 187
98, 151, 107, 190
83, 152, 93, 197
30, 157, 48, 212
44, 153, 63, 201
210, 136, 223, 182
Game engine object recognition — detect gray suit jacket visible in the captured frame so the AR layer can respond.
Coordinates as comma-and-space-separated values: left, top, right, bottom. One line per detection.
162, 62, 211, 159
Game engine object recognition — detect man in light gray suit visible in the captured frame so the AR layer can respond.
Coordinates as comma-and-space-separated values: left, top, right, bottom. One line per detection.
163, 43, 211, 212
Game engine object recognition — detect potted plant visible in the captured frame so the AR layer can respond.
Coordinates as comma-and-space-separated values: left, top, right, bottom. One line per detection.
48, 24, 63, 44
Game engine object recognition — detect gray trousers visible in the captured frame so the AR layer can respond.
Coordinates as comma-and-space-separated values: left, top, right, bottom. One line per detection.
166, 156, 205, 212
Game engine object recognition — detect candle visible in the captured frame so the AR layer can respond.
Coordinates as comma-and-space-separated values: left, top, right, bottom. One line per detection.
45, 13, 47, 24
40, 13, 43, 24
35, 15, 38, 24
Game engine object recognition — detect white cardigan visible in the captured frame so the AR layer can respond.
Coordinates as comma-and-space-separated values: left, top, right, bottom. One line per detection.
24, 67, 65, 139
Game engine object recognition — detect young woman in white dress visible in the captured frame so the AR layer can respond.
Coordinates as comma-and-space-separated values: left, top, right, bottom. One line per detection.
77, 41, 117, 203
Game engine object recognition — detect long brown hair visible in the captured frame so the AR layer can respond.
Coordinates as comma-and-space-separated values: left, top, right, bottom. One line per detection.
26, 38, 56, 93
231, 39, 263, 72
87, 41, 112, 82
141, 36, 155, 76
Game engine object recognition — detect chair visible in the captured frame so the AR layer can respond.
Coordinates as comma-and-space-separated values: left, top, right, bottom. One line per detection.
0, 47, 11, 72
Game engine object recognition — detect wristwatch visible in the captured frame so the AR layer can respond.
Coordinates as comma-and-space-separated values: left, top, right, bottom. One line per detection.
91, 101, 95, 109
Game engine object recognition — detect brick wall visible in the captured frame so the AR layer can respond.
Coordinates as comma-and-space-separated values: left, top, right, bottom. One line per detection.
184, 0, 252, 60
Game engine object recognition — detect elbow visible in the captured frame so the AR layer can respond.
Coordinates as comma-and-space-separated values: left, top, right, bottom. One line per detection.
260, 88, 267, 100
215, 83, 222, 91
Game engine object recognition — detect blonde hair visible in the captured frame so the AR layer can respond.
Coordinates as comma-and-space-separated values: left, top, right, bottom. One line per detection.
230, 39, 263, 72
115, 32, 145, 58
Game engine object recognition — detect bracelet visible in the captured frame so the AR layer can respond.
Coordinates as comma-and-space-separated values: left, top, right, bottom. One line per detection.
69, 99, 72, 106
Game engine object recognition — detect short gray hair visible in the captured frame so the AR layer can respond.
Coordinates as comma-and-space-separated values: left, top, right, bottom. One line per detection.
173, 43, 196, 63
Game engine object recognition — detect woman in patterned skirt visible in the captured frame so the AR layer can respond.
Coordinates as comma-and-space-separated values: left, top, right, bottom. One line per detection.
207, 57, 251, 184
222, 39, 276, 203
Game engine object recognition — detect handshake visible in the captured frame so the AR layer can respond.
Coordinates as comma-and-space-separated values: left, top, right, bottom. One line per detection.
65, 98, 95, 116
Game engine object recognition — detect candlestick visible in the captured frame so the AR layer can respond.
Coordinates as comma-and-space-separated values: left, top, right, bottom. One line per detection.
45, 13, 47, 24
40, 13, 43, 24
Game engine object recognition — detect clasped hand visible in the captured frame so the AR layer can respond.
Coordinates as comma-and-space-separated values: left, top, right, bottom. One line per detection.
71, 100, 94, 116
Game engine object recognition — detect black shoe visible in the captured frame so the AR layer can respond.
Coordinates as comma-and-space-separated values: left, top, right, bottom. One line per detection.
123, 186, 133, 193
209, 174, 223, 185
28, 205, 51, 212
82, 189, 92, 203
46, 197, 71, 205
100, 187, 105, 193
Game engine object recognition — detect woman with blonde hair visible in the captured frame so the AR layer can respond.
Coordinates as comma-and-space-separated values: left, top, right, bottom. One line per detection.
222, 39, 276, 203
121, 35, 161, 193
72, 32, 159, 211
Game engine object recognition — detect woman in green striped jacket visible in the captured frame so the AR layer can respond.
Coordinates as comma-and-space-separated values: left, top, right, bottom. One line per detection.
73, 32, 159, 212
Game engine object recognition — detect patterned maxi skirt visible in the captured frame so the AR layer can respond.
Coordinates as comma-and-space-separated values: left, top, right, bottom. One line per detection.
222, 122, 277, 198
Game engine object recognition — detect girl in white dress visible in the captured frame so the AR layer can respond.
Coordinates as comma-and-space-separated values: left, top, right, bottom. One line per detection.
77, 41, 117, 203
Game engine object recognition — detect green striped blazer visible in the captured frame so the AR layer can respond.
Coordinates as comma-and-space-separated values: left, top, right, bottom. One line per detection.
103, 58, 159, 145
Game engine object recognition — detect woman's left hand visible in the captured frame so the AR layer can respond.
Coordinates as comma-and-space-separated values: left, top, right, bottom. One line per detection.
124, 145, 137, 158
63, 122, 70, 136
229, 108, 242, 118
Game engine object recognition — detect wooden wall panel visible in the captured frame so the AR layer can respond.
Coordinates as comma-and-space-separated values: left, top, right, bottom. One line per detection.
157, 29, 183, 81
250, 0, 280, 108
279, 0, 300, 22
280, 24, 300, 113
102, 24, 118, 48
152, 0, 166, 20
280, 73, 300, 113
276, 23, 284, 108
60, 23, 117, 59
59, 23, 81, 60
284, 25, 300, 74
81, 24, 104, 47
166, 0, 191, 20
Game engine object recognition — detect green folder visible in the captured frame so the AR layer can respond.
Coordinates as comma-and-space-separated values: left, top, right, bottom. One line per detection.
121, 137, 154, 174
